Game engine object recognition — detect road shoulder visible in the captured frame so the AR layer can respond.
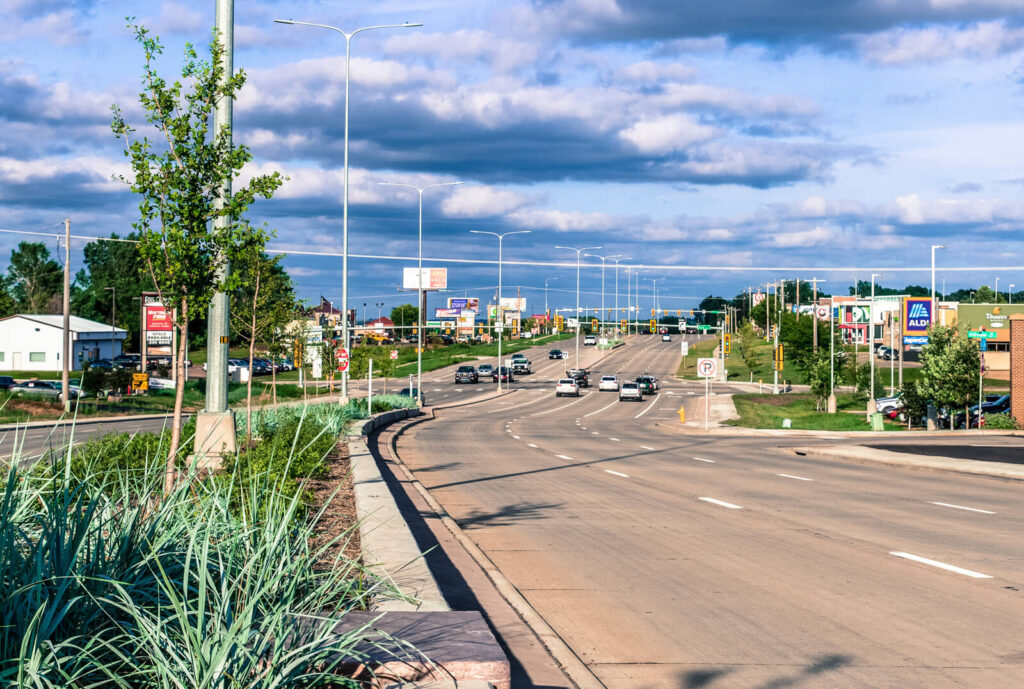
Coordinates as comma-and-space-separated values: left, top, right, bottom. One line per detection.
791, 443, 1024, 481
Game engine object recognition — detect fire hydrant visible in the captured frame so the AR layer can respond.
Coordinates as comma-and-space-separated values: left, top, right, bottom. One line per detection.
678, 406, 686, 423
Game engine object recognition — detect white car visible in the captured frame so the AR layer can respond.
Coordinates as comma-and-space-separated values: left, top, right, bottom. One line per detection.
661, 334, 671, 342
583, 334, 597, 346
555, 378, 580, 397
598, 375, 619, 392
619, 381, 643, 402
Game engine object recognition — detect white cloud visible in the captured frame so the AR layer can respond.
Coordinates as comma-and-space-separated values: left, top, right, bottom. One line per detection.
385, 30, 540, 72
616, 61, 697, 83
889, 192, 1023, 224
441, 185, 532, 217
151, 2, 203, 34
857, 20, 1024, 66
0, 155, 127, 191
507, 208, 622, 232
619, 114, 716, 154
769, 225, 837, 248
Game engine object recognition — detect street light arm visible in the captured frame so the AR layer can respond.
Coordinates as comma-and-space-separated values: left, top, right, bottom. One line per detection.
274, 19, 422, 36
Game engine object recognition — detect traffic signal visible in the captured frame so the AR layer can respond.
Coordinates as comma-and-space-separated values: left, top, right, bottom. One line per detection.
723, 333, 731, 355
676, 309, 681, 317
651, 308, 656, 317
689, 310, 694, 317
725, 313, 730, 326
774, 344, 784, 371
649, 319, 656, 331
591, 318, 598, 331
621, 319, 627, 329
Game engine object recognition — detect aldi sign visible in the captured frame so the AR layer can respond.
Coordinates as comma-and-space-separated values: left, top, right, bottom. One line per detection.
903, 297, 932, 335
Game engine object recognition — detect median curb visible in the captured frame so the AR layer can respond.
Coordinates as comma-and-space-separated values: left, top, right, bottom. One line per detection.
348, 408, 449, 612
791, 444, 1024, 481
654, 422, 1024, 437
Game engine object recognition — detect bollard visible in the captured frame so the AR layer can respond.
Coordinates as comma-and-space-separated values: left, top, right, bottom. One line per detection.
678, 406, 686, 423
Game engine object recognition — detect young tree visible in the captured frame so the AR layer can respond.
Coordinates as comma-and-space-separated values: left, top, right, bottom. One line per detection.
917, 326, 981, 429
112, 24, 283, 490
230, 244, 298, 438
0, 274, 17, 318
7, 242, 62, 313
390, 303, 418, 335
737, 321, 761, 375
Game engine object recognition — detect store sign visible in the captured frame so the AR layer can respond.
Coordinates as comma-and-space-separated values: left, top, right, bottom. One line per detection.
147, 331, 172, 346
500, 297, 526, 311
435, 308, 460, 318
903, 297, 932, 335
145, 304, 172, 331
903, 335, 929, 345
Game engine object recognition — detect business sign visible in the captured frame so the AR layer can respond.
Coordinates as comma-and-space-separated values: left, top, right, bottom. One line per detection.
843, 305, 870, 324
697, 358, 717, 378
500, 297, 526, 312
434, 308, 460, 319
752, 293, 765, 305
903, 297, 933, 335
815, 304, 830, 320
145, 305, 172, 331
403, 267, 448, 290
903, 335, 929, 345
446, 297, 479, 312
146, 331, 172, 346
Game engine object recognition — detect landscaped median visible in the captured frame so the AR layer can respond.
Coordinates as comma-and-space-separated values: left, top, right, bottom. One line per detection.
724, 393, 907, 431
1, 394, 512, 687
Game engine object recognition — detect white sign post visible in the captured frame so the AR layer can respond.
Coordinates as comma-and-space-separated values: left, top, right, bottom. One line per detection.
681, 341, 689, 356
697, 358, 718, 431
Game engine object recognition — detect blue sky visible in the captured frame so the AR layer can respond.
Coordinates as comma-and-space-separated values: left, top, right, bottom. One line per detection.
3, 0, 1024, 316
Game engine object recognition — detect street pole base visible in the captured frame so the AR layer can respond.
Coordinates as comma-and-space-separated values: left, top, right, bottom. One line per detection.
866, 399, 877, 416
191, 410, 237, 471
827, 394, 837, 414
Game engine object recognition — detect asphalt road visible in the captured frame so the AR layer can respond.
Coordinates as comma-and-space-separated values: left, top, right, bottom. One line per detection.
398, 333, 1024, 688
0, 415, 177, 465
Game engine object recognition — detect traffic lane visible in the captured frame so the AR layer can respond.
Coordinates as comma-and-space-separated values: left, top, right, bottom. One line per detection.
869, 442, 1024, 464
1, 415, 176, 465
401, 413, 1024, 687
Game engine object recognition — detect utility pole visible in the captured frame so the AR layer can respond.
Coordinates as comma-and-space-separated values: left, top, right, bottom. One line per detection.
61, 218, 71, 412
795, 278, 800, 317
810, 277, 822, 351
196, 0, 237, 463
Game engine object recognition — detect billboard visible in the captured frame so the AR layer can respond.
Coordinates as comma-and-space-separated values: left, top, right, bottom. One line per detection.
903, 297, 933, 336
434, 307, 460, 319
500, 297, 526, 311
447, 297, 480, 312
403, 267, 448, 290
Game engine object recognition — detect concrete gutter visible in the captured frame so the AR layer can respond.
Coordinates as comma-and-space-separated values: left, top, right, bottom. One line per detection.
792, 444, 1024, 481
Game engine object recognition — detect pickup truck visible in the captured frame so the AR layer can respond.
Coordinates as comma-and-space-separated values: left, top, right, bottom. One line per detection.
510, 354, 531, 374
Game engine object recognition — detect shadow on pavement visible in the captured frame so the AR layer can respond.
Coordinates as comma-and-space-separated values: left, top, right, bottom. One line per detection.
456, 501, 563, 530
678, 653, 852, 689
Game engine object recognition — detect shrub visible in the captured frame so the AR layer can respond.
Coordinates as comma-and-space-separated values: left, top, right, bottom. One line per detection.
984, 413, 1019, 430
81, 367, 108, 397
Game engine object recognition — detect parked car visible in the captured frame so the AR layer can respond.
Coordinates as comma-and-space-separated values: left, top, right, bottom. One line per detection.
87, 359, 114, 370
549, 349, 566, 360
955, 395, 1011, 428
583, 334, 597, 346
619, 381, 643, 402
598, 375, 620, 392
455, 365, 479, 384
874, 396, 901, 414
0, 376, 15, 390
567, 368, 589, 387
555, 378, 580, 397
10, 380, 76, 401
113, 353, 141, 369
492, 366, 515, 383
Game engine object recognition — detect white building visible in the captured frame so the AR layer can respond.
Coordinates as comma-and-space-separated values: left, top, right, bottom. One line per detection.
0, 314, 127, 372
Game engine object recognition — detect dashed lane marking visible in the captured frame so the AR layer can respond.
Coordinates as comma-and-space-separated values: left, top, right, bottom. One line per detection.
930, 502, 995, 515
609, 437, 621, 442
640, 445, 656, 451
698, 497, 742, 510
527, 443, 539, 448
605, 469, 630, 478
512, 435, 520, 440
889, 551, 993, 579
692, 457, 716, 463
777, 473, 813, 482
556, 454, 574, 461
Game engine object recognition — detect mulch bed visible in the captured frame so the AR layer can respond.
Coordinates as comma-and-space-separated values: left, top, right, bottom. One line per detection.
306, 440, 362, 566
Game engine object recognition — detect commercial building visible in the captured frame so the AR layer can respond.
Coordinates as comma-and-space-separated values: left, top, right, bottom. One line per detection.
956, 303, 1024, 375
0, 314, 126, 372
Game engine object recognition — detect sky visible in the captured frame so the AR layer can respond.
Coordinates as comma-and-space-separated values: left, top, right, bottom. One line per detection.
3, 0, 1024, 317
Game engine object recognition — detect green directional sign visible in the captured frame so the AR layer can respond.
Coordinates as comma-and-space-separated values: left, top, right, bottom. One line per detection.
968, 330, 996, 339
697, 325, 712, 331
426, 320, 441, 327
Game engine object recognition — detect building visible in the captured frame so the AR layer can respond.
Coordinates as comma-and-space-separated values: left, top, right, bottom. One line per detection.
0, 314, 126, 372
956, 303, 1024, 376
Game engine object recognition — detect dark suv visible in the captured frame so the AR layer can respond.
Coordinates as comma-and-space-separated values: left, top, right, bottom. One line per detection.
567, 368, 589, 387
455, 365, 478, 384
0, 376, 15, 390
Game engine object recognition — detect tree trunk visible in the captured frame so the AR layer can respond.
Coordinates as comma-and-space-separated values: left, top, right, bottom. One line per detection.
271, 362, 277, 405
164, 299, 189, 497
246, 269, 262, 441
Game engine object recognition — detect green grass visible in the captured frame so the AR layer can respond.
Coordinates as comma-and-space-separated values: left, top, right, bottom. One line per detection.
725, 393, 907, 431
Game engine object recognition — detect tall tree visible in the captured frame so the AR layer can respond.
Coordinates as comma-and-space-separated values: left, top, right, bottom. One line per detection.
112, 24, 283, 491
230, 245, 298, 438
918, 325, 980, 429
0, 274, 16, 318
390, 303, 418, 335
7, 242, 62, 313
72, 233, 154, 349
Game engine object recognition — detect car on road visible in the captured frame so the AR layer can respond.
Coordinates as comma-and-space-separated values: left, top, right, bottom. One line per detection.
492, 366, 515, 383
0, 375, 15, 390
549, 349, 566, 360
398, 387, 425, 405
638, 374, 659, 391
10, 380, 77, 401
636, 376, 657, 394
510, 353, 532, 374
567, 368, 589, 387
476, 364, 495, 378
455, 365, 478, 384
598, 375, 619, 391
583, 334, 597, 346
555, 378, 580, 397
661, 334, 671, 342
619, 381, 643, 402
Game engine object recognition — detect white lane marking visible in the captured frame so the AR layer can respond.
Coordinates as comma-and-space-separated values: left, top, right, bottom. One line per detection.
530, 393, 589, 416
591, 431, 600, 435
931, 501, 995, 515
584, 399, 619, 417
581, 426, 588, 430
699, 497, 743, 510
609, 437, 621, 442
512, 435, 520, 440
640, 445, 656, 451
692, 457, 716, 463
634, 395, 661, 419
556, 454, 574, 461
889, 551, 993, 579
777, 473, 813, 482
605, 469, 630, 478
527, 443, 539, 448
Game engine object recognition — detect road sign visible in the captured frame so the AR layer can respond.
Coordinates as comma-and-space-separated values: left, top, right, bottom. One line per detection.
335, 347, 349, 372
567, 318, 579, 328
697, 325, 711, 331
980, 337, 988, 351
680, 341, 689, 356
774, 345, 784, 371
697, 358, 717, 378
968, 330, 997, 339
815, 304, 830, 319
132, 373, 149, 391
390, 350, 398, 360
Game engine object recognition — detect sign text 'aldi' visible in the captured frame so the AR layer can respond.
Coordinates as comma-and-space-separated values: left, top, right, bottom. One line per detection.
903, 297, 933, 335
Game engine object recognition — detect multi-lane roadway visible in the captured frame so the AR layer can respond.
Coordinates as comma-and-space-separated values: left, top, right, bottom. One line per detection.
398, 334, 1024, 688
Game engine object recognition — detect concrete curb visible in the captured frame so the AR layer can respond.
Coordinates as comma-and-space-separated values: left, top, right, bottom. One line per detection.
791, 444, 1024, 481
388, 412, 606, 689
348, 408, 449, 612
655, 421, 1024, 438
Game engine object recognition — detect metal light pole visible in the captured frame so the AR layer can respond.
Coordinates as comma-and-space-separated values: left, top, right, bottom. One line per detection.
586, 253, 622, 333
557, 245, 601, 369
995, 277, 1000, 303
930, 244, 947, 319
1010, 284, 1015, 305
869, 272, 884, 413
472, 230, 530, 391
610, 256, 630, 335
379, 180, 461, 403
544, 278, 558, 328
276, 17, 421, 403
104, 286, 116, 360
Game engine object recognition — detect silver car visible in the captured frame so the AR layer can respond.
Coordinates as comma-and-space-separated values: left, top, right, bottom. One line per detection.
598, 375, 619, 391
619, 381, 643, 402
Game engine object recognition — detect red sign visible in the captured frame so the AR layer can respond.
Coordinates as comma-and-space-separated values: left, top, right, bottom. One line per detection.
389, 350, 398, 360
335, 347, 349, 372
146, 305, 172, 331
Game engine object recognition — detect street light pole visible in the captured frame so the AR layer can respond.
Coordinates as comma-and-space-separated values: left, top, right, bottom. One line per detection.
544, 278, 558, 329
104, 286, 116, 360
995, 277, 1000, 303
610, 256, 630, 335
869, 272, 884, 414
1010, 284, 1015, 305
379, 180, 461, 403
472, 230, 530, 391
276, 17, 421, 403
585, 254, 622, 333
557, 245, 601, 369
930, 244, 947, 319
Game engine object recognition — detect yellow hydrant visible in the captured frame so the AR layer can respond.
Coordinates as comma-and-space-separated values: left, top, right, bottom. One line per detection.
678, 406, 686, 423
